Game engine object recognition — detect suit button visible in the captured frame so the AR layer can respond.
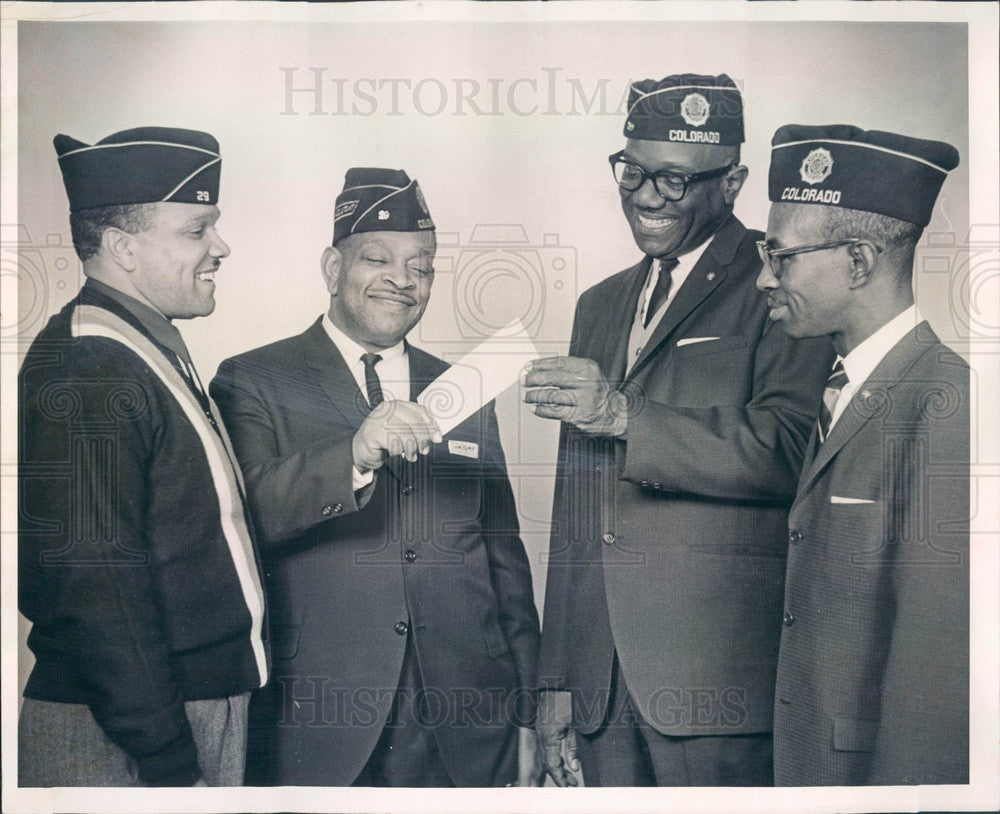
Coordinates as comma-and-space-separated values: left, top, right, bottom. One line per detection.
401, 484, 414, 495
783, 611, 795, 626
652, 482, 662, 489
789, 529, 802, 544
641, 481, 649, 487
404, 549, 417, 562
394, 621, 409, 636
321, 504, 332, 516
602, 532, 615, 545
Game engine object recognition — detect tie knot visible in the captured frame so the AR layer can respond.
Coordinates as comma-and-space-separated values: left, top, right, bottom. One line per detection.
660, 257, 680, 273
827, 360, 848, 389
361, 353, 383, 369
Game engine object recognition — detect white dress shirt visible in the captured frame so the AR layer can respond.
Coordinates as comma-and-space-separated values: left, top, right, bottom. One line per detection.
321, 313, 411, 489
828, 304, 922, 431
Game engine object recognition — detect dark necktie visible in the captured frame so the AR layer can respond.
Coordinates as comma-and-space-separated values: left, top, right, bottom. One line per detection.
361, 353, 385, 408
817, 360, 849, 443
644, 257, 680, 328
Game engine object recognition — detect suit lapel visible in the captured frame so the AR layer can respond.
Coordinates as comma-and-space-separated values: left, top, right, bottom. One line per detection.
302, 318, 371, 431
798, 324, 933, 495
626, 216, 744, 383
406, 342, 448, 401
604, 260, 649, 382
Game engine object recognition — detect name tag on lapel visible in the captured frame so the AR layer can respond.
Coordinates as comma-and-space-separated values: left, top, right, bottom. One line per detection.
830, 496, 876, 505
448, 440, 479, 459
676, 336, 720, 347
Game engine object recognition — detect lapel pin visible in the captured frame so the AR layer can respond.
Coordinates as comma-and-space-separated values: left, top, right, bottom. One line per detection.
861, 389, 870, 399
706, 272, 716, 281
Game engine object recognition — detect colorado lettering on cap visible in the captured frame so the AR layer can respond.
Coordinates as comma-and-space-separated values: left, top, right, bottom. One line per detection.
668, 130, 722, 144
781, 187, 842, 204
767, 124, 959, 227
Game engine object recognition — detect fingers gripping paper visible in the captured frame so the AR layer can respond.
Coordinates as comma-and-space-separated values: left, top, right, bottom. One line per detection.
417, 319, 540, 436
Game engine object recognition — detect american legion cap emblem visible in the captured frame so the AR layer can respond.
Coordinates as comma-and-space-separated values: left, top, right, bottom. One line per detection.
680, 93, 710, 127
800, 148, 833, 185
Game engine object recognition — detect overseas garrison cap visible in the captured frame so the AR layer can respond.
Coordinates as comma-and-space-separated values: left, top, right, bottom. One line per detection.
54, 127, 222, 212
624, 74, 744, 146
333, 167, 434, 245
768, 125, 960, 227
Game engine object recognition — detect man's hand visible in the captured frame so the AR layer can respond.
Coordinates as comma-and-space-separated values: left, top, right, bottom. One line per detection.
535, 690, 580, 787
352, 400, 442, 472
524, 356, 628, 438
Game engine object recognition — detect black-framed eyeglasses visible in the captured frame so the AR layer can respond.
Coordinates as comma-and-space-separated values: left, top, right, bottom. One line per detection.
609, 150, 734, 202
756, 238, 882, 274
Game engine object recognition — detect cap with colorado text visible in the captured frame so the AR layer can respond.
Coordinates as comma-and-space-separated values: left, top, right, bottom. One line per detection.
768, 125, 960, 227
54, 127, 221, 212
333, 167, 434, 245
624, 74, 744, 146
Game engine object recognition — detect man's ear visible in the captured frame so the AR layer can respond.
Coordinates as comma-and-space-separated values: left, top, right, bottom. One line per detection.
722, 165, 748, 206
320, 245, 342, 295
101, 227, 138, 272
846, 241, 880, 290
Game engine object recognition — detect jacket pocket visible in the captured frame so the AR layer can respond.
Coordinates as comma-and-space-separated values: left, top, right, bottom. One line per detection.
270, 623, 302, 660
833, 715, 877, 752
481, 612, 510, 660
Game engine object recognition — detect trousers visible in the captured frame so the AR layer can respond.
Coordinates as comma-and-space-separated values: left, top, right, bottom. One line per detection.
18, 692, 251, 787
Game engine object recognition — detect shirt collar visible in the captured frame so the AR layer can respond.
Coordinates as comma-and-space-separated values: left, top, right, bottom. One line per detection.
84, 277, 190, 361
839, 304, 922, 387
321, 313, 406, 365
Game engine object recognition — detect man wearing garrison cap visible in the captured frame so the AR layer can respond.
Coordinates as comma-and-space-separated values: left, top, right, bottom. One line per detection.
211, 168, 540, 787
524, 74, 833, 786
18, 127, 268, 786
758, 125, 968, 785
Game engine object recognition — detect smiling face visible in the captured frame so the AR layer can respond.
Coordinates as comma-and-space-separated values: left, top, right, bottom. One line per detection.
619, 139, 743, 259
756, 203, 855, 340
127, 202, 230, 319
323, 230, 436, 351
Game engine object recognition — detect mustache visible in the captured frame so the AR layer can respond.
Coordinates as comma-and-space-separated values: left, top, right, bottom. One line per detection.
368, 289, 418, 306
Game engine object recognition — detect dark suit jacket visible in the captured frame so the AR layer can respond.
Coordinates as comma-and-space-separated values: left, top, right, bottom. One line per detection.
211, 320, 539, 786
539, 215, 835, 736
773, 323, 969, 785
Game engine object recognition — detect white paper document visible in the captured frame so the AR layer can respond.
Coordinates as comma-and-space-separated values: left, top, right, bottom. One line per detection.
417, 319, 540, 436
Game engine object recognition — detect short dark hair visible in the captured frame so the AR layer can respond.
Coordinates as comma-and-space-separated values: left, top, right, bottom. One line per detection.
820, 208, 921, 251
69, 203, 152, 261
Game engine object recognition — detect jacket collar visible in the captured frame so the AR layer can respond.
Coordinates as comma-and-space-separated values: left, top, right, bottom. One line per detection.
626, 215, 744, 381
797, 321, 940, 495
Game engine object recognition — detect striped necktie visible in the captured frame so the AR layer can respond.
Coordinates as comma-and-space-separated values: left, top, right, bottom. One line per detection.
817, 360, 848, 443
361, 353, 385, 408
644, 257, 680, 328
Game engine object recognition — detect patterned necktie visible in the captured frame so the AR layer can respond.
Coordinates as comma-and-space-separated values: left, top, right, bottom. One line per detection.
817, 360, 849, 443
361, 353, 385, 408
644, 257, 680, 328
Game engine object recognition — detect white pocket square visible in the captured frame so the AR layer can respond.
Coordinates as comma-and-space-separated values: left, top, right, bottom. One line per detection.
676, 336, 720, 347
830, 495, 876, 505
